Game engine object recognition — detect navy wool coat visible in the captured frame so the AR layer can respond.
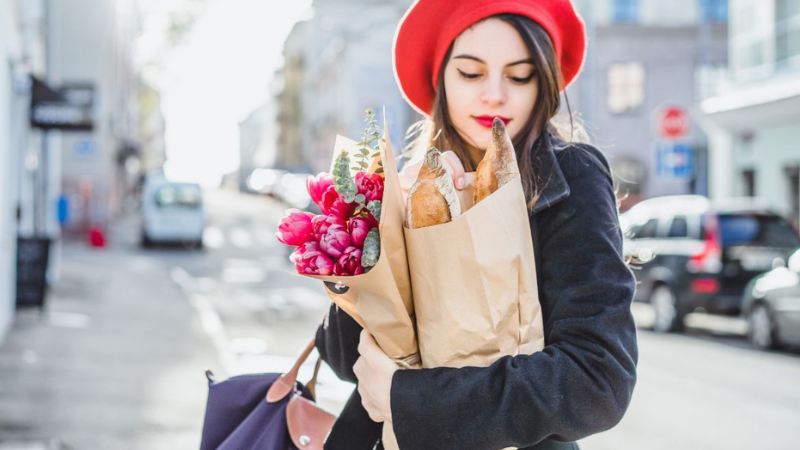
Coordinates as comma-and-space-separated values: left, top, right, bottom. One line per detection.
316, 131, 638, 450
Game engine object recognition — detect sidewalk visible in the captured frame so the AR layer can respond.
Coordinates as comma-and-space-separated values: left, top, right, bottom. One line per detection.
0, 218, 222, 450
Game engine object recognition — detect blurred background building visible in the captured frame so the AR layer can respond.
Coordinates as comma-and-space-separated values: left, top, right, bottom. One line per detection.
50, 0, 143, 235
0, 0, 156, 343
0, 0, 45, 341
239, 102, 278, 191
569, 0, 729, 210
272, 0, 416, 176
699, 0, 800, 229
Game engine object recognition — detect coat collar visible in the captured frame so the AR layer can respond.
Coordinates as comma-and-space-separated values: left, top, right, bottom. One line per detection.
530, 130, 570, 215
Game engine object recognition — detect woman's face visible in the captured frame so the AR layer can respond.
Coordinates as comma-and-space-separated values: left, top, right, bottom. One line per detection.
443, 18, 538, 156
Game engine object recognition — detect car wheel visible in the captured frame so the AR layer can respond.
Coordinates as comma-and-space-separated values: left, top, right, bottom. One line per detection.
748, 303, 780, 350
650, 285, 683, 333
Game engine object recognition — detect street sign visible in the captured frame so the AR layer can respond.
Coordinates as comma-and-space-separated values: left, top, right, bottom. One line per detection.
657, 106, 690, 139
30, 77, 95, 131
656, 141, 693, 179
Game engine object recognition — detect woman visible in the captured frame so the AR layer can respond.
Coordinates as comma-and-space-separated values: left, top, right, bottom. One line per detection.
316, 1, 638, 449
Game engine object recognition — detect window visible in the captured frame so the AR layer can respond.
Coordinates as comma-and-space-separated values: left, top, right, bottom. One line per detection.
607, 62, 645, 114
775, 0, 800, 63
612, 0, 639, 23
155, 185, 202, 209
637, 218, 660, 239
742, 169, 756, 197
786, 165, 800, 230
668, 216, 689, 238
719, 214, 800, 247
700, 0, 728, 23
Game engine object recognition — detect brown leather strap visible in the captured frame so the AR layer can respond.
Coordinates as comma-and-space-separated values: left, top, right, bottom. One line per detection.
266, 339, 316, 403
306, 357, 322, 400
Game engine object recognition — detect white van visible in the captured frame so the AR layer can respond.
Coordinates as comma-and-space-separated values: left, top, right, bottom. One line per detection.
141, 177, 205, 248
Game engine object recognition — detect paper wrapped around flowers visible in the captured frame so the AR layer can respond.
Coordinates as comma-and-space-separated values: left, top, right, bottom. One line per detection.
292, 125, 422, 370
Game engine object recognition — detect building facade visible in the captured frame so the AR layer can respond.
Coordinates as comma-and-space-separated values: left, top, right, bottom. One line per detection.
0, 0, 47, 341
239, 102, 279, 189
570, 0, 729, 210
276, 0, 416, 175
49, 0, 142, 234
700, 0, 800, 228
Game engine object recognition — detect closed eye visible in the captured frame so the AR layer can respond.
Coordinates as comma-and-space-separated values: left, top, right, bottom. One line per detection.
510, 74, 535, 84
457, 69, 481, 80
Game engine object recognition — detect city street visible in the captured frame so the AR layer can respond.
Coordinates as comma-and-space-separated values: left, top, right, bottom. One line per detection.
1, 188, 799, 449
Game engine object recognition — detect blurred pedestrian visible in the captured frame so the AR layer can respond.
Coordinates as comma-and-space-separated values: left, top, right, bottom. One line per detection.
316, 1, 638, 449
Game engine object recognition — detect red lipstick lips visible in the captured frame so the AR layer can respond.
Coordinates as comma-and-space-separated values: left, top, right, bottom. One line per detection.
474, 116, 511, 128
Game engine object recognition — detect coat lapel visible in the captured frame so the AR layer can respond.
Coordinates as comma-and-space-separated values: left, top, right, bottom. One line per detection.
530, 131, 570, 216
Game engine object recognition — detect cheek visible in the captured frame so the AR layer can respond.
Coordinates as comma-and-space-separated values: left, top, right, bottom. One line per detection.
509, 84, 539, 136
443, 72, 473, 113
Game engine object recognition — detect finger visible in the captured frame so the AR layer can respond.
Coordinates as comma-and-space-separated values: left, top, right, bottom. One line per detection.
353, 357, 364, 380
463, 172, 476, 188
441, 151, 467, 190
358, 330, 382, 362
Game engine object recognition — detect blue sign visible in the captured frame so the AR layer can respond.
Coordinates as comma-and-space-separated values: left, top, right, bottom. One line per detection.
656, 142, 693, 179
74, 140, 97, 158
57, 195, 69, 225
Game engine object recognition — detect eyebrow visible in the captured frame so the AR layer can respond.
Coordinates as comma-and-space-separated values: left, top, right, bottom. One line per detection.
452, 54, 535, 67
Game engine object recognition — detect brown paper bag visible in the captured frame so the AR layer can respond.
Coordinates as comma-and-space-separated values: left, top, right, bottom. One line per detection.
380, 164, 545, 450
404, 173, 545, 369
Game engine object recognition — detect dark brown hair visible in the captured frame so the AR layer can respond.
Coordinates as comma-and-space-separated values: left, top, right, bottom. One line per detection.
409, 13, 577, 209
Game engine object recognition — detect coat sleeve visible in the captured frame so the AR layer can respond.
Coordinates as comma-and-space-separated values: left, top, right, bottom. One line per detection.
316, 300, 362, 384
389, 146, 638, 450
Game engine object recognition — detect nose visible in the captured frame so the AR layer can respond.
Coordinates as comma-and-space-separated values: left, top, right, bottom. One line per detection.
480, 75, 507, 107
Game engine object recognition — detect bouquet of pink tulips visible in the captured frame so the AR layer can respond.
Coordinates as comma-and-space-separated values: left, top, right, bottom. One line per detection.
277, 110, 385, 277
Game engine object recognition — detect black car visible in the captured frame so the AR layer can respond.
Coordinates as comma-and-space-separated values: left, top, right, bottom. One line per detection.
620, 195, 800, 333
741, 249, 800, 350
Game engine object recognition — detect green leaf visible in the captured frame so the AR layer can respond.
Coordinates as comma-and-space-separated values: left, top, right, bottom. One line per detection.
367, 200, 382, 222
354, 194, 366, 204
361, 228, 381, 268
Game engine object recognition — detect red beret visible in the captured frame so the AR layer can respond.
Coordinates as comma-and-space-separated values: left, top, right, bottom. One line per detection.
393, 0, 587, 117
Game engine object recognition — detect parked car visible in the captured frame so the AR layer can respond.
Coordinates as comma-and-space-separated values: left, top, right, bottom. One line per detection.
141, 177, 205, 249
741, 249, 800, 350
621, 195, 800, 333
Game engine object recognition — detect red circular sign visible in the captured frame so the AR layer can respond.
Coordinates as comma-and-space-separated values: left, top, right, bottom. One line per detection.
658, 106, 690, 139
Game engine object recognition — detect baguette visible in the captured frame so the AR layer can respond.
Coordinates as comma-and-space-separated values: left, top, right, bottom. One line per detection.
406, 148, 461, 229
474, 118, 519, 205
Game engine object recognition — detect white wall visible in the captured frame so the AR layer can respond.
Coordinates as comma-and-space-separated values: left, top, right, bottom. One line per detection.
0, 0, 21, 342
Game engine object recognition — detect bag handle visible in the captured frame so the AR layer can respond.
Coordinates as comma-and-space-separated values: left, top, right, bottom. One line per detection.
266, 339, 319, 403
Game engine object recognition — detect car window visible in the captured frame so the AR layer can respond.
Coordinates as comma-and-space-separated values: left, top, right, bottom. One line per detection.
155, 185, 202, 209
718, 214, 800, 247
667, 216, 689, 238
635, 218, 659, 239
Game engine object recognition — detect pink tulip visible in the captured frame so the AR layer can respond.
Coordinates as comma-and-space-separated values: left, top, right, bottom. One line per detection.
321, 185, 357, 219
320, 224, 352, 258
349, 215, 379, 248
311, 214, 346, 240
306, 173, 334, 207
333, 246, 364, 276
291, 241, 334, 275
355, 172, 384, 203
276, 209, 315, 246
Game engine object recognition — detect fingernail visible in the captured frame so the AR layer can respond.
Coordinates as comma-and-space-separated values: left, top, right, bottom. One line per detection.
456, 178, 465, 189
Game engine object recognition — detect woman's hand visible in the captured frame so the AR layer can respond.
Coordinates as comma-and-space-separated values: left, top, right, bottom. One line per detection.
398, 150, 473, 204
354, 330, 399, 423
